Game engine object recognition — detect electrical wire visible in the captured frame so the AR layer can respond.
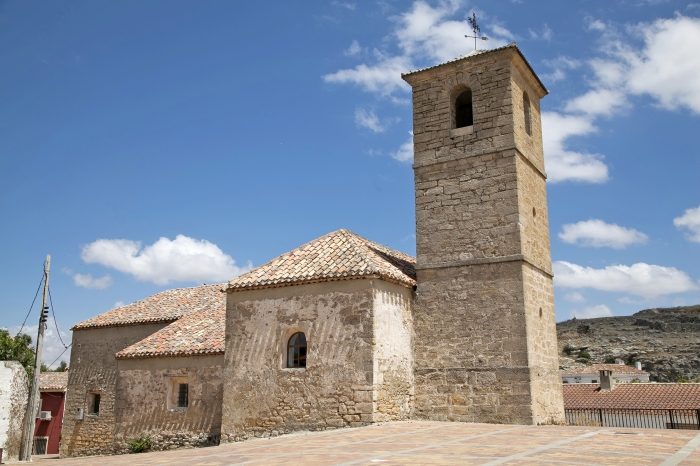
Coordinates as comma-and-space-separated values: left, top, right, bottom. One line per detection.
48, 286, 69, 349
17, 267, 45, 336
46, 344, 72, 370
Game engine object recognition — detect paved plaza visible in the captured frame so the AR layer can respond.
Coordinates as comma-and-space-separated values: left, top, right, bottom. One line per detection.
33, 421, 700, 465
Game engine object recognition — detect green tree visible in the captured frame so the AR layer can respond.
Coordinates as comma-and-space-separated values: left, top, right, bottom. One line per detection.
53, 360, 67, 372
0, 329, 36, 378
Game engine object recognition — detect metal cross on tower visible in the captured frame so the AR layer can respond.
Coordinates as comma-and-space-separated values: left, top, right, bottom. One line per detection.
465, 13, 489, 51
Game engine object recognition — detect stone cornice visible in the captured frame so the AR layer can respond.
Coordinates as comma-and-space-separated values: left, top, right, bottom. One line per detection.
416, 253, 553, 277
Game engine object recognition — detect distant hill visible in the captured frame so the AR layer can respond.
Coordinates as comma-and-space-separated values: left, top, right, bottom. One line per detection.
556, 304, 700, 382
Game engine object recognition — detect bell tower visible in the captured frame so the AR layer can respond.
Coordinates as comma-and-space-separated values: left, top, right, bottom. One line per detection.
403, 44, 564, 424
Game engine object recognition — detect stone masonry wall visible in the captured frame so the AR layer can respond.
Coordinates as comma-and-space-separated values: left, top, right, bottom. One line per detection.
61, 323, 168, 458
405, 47, 564, 424
113, 355, 223, 454
0, 361, 28, 462
372, 282, 414, 422
413, 261, 533, 424
408, 52, 516, 167
220, 279, 410, 442
415, 148, 522, 266
522, 263, 565, 423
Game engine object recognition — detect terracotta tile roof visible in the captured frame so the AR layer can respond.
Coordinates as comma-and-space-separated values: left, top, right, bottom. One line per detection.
39, 371, 68, 391
562, 364, 649, 376
72, 284, 225, 330
116, 306, 225, 359
226, 229, 416, 292
563, 383, 700, 410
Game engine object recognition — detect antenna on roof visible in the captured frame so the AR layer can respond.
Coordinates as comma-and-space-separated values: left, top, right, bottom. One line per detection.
465, 13, 489, 51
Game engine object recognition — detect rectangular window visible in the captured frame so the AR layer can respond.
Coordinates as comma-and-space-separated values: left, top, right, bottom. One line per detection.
33, 437, 49, 455
177, 383, 188, 408
91, 393, 101, 414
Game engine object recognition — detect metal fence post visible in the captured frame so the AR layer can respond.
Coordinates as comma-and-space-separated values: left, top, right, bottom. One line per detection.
599, 408, 604, 427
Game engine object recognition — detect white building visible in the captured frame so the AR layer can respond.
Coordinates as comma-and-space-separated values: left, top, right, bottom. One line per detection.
562, 363, 649, 384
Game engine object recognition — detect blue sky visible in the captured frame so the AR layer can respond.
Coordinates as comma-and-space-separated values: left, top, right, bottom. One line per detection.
1, 0, 699, 365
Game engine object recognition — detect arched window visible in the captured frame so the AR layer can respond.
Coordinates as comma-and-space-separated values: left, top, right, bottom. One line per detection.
523, 91, 532, 136
287, 332, 307, 368
452, 87, 473, 129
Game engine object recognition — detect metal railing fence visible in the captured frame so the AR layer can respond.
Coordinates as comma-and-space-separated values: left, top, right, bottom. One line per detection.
565, 408, 700, 430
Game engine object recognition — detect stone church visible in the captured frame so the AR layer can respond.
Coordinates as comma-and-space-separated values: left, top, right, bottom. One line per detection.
60, 43, 565, 457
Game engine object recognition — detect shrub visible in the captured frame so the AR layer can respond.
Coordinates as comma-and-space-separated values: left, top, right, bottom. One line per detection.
578, 350, 591, 360
127, 434, 152, 454
563, 344, 575, 356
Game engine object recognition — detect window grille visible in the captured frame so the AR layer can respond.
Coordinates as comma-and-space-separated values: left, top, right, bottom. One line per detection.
177, 383, 189, 408
33, 437, 49, 455
287, 332, 307, 368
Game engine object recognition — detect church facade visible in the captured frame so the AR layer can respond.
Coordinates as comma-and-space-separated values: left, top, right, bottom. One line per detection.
60, 44, 564, 457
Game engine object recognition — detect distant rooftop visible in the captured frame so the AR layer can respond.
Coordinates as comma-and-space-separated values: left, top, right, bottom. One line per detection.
564, 383, 700, 410
39, 371, 68, 391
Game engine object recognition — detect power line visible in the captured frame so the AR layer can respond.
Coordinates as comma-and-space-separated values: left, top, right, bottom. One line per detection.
17, 267, 45, 336
46, 343, 72, 370
48, 286, 69, 349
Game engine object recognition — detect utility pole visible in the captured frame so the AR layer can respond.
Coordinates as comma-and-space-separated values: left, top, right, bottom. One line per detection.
20, 255, 50, 462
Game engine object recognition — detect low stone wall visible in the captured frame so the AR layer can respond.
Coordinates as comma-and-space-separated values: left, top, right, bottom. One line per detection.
116, 431, 220, 454
0, 361, 28, 462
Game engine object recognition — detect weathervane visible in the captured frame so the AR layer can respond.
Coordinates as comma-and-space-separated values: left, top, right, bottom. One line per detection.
465, 13, 489, 51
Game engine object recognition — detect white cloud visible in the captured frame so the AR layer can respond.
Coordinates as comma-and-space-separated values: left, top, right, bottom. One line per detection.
541, 112, 609, 183
81, 235, 251, 286
624, 16, 700, 113
324, 1, 512, 99
393, 132, 414, 162
587, 19, 606, 31
541, 56, 581, 83
563, 88, 627, 117
542, 15, 700, 184
323, 52, 412, 97
73, 273, 113, 289
332, 1, 356, 10
344, 40, 362, 57
570, 304, 613, 319
559, 219, 648, 249
674, 205, 700, 243
8, 318, 72, 366
618, 296, 644, 304
113, 301, 125, 309
529, 24, 553, 41
564, 292, 586, 303
553, 261, 699, 299
355, 108, 391, 132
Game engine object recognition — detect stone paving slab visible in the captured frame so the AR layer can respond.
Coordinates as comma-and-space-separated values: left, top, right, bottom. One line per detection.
32, 421, 700, 465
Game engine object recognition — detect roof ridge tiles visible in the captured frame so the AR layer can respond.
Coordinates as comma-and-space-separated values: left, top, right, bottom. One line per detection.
72, 283, 225, 330
226, 228, 416, 292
